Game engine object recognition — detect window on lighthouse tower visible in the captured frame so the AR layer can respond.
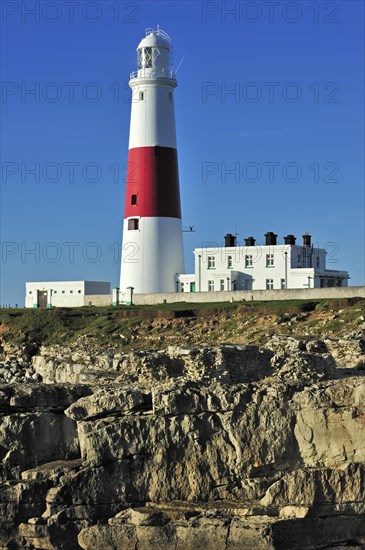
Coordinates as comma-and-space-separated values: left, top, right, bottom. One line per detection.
128, 219, 139, 230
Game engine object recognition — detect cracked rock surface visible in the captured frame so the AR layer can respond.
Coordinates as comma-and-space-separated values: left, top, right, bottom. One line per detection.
0, 340, 364, 549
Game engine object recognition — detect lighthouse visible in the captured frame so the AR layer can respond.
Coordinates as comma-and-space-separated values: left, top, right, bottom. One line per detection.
119, 28, 185, 297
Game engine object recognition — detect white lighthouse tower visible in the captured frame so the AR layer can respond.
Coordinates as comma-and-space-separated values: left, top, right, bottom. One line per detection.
119, 28, 185, 297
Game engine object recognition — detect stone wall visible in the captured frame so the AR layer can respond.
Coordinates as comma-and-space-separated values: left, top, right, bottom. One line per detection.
27, 286, 365, 308
82, 295, 112, 307
132, 285, 365, 305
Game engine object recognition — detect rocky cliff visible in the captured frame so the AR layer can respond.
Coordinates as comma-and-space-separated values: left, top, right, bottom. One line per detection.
0, 300, 364, 549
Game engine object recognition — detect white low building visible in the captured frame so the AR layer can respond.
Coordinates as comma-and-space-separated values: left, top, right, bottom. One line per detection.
25, 281, 111, 308
178, 232, 350, 293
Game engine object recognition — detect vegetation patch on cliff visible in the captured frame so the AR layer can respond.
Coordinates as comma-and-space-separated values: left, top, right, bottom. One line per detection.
0, 298, 363, 354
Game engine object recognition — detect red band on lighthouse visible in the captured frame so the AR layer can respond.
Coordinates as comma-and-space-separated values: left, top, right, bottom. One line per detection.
124, 146, 181, 219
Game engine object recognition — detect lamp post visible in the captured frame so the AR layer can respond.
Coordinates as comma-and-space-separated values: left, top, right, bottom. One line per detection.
126, 286, 134, 306
284, 251, 288, 289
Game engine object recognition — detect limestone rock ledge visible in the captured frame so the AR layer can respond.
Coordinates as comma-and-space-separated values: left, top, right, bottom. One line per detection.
0, 343, 364, 549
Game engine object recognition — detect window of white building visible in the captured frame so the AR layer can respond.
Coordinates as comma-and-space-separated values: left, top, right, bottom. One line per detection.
245, 255, 253, 267
227, 256, 233, 269
220, 279, 225, 290
266, 279, 274, 290
139, 92, 144, 101
208, 280, 214, 291
266, 254, 274, 267
207, 256, 215, 269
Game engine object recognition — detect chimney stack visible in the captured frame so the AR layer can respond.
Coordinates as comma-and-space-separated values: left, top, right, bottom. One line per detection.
244, 236, 256, 246
284, 234, 296, 245
265, 232, 278, 246
224, 234, 236, 247
303, 233, 312, 247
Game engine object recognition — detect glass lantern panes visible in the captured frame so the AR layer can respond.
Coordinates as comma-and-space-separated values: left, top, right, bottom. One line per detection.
138, 47, 153, 69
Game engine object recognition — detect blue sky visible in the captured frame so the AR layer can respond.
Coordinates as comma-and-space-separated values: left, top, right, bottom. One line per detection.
1, 0, 364, 305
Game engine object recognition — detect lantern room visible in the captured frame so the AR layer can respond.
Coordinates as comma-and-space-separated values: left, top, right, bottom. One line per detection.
134, 27, 174, 80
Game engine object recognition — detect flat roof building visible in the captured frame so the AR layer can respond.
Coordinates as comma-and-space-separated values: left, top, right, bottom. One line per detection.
25, 281, 111, 308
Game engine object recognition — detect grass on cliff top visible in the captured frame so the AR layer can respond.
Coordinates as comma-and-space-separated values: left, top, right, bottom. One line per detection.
0, 297, 363, 349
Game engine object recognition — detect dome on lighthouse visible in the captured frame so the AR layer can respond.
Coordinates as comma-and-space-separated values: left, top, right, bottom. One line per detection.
137, 27, 171, 50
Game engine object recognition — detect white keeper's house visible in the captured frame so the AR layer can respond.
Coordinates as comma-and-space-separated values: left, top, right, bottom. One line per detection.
178, 232, 350, 293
